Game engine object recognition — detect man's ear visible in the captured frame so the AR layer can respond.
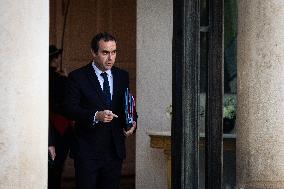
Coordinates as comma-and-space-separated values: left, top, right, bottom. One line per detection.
91, 49, 97, 58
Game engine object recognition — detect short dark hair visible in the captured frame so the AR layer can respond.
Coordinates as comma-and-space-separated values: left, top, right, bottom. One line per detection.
91, 32, 117, 53
49, 45, 62, 62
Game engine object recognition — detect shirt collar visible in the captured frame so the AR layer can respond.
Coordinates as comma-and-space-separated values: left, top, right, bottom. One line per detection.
92, 61, 112, 77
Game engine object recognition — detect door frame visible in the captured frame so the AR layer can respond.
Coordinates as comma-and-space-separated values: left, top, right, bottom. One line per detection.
172, 0, 224, 188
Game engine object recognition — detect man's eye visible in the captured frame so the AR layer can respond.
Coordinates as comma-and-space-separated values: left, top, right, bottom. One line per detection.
101, 51, 116, 56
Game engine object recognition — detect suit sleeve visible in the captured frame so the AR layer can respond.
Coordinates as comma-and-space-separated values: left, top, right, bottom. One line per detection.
48, 123, 55, 146
63, 73, 97, 124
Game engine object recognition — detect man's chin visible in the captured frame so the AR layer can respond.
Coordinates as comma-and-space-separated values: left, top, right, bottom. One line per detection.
104, 65, 113, 70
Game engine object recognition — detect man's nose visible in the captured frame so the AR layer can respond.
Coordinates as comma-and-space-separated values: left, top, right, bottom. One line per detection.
107, 53, 114, 60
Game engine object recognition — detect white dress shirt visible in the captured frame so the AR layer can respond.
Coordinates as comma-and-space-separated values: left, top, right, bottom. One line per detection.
92, 62, 113, 99
92, 62, 114, 124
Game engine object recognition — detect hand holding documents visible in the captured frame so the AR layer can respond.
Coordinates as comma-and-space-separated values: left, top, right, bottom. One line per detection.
124, 121, 137, 137
124, 88, 137, 129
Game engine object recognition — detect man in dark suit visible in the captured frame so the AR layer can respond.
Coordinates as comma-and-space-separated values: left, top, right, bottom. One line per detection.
48, 45, 74, 189
64, 32, 136, 189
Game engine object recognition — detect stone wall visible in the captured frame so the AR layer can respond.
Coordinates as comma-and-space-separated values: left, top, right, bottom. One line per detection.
136, 0, 173, 188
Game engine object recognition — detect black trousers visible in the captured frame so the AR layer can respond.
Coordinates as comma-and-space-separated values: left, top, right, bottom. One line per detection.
74, 158, 123, 189
48, 128, 72, 189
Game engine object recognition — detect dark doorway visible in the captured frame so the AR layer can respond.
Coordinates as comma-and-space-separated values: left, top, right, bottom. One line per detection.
49, 0, 136, 188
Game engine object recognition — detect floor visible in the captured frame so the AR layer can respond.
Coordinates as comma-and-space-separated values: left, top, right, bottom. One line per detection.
61, 176, 135, 189
60, 157, 135, 189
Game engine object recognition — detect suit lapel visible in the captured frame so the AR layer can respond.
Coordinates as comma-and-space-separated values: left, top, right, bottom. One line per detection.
111, 68, 120, 108
85, 63, 108, 108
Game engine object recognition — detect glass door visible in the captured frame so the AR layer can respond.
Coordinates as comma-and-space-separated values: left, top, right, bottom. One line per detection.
223, 0, 237, 188
172, 0, 224, 188
199, 0, 209, 188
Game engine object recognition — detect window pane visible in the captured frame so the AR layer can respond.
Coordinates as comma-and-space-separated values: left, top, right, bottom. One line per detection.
223, 0, 237, 188
199, 0, 209, 187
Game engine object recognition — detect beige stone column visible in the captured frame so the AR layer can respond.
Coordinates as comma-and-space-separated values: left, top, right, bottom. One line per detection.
237, 1, 284, 188
0, 1, 49, 188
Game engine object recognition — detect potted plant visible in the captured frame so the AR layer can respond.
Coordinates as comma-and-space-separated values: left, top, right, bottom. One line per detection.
166, 104, 172, 120
223, 95, 236, 133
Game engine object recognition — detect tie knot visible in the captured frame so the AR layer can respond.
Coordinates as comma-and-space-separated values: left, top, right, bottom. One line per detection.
100, 72, 108, 79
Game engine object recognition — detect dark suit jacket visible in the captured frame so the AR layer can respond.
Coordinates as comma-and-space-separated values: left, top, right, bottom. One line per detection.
64, 63, 129, 160
49, 67, 68, 114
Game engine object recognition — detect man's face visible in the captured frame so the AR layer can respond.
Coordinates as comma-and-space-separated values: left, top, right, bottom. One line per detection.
50, 54, 61, 68
92, 40, 117, 71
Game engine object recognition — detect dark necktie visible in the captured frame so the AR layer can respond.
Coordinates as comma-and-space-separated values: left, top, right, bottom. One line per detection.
100, 72, 111, 106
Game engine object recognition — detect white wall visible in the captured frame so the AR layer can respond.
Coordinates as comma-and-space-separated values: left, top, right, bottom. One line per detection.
136, 0, 173, 188
0, 1, 49, 188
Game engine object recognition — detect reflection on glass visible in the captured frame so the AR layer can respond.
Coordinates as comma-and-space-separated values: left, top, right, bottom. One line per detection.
224, 0, 237, 94
200, 0, 209, 27
223, 0, 237, 188
199, 31, 208, 189
199, 0, 209, 188
223, 0, 237, 132
199, 0, 238, 188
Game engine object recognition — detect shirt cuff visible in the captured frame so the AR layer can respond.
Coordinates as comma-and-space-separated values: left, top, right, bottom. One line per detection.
93, 111, 99, 125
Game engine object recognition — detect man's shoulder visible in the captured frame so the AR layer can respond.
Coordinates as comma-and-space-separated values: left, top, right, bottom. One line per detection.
69, 63, 92, 77
112, 66, 129, 76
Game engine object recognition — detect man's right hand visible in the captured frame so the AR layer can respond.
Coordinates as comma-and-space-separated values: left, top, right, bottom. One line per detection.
95, 110, 118, 123
48, 146, 56, 161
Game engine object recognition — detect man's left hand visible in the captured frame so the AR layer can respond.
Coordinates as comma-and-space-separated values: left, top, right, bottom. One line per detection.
123, 121, 137, 137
